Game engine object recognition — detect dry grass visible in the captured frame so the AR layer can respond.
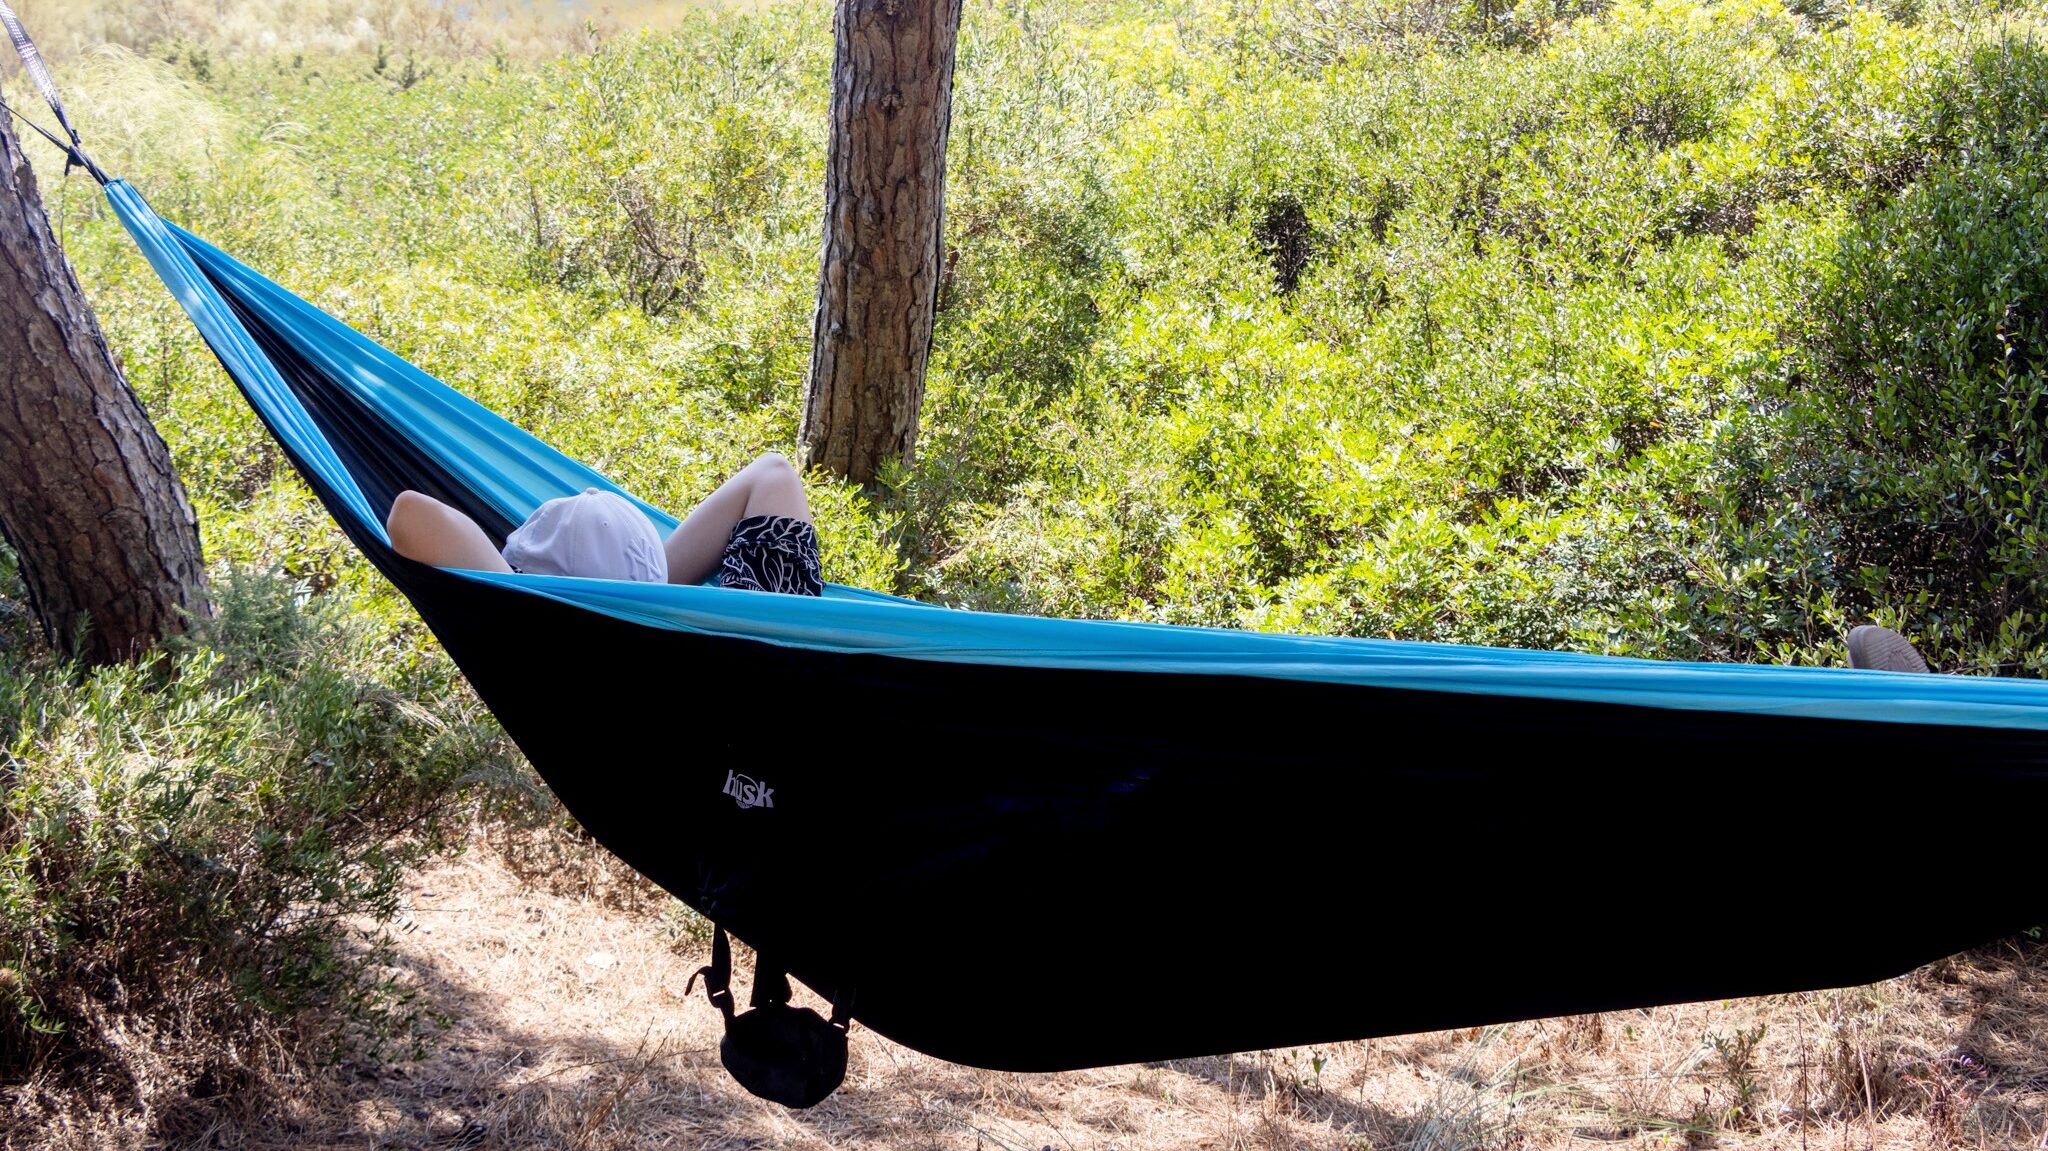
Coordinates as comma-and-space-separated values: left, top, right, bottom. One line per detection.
18, 826, 2034, 1150
4, 0, 733, 64
1, 986, 311, 1151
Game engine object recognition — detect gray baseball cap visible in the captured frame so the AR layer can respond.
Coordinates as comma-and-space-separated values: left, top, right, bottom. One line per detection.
502, 488, 668, 583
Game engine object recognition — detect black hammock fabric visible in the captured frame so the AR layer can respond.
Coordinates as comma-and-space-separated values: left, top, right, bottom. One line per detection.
105, 179, 2048, 1079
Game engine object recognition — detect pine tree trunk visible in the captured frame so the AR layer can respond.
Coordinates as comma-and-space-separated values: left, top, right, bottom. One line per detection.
800, 0, 962, 485
0, 115, 207, 664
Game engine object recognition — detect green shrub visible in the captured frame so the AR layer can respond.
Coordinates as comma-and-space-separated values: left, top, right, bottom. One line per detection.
24, 0, 2048, 683
0, 569, 513, 1127
512, 13, 827, 323
1732, 153, 2048, 671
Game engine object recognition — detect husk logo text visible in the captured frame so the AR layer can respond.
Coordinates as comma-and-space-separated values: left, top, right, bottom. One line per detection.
723, 770, 774, 810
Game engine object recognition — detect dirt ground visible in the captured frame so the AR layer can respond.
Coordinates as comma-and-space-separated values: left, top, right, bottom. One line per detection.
255, 837, 2048, 1150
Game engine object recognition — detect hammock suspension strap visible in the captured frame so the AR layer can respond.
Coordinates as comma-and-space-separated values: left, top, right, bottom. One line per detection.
0, 0, 107, 183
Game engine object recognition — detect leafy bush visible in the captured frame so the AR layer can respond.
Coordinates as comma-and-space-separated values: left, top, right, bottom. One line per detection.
16, 0, 2044, 662
513, 16, 825, 322
0, 569, 514, 1134
1735, 154, 2048, 671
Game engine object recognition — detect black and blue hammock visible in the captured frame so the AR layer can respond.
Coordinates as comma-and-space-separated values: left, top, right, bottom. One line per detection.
7, 15, 2048, 1103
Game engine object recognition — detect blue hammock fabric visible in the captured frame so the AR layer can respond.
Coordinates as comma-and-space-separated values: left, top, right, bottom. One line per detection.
106, 178, 2048, 1092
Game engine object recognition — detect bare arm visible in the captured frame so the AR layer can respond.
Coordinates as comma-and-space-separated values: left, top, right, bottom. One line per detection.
386, 490, 514, 573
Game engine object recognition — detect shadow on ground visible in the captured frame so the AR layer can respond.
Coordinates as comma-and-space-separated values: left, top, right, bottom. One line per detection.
220, 844, 2048, 1151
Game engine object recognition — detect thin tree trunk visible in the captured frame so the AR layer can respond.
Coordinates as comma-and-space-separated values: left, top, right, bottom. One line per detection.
801, 0, 962, 486
0, 114, 207, 664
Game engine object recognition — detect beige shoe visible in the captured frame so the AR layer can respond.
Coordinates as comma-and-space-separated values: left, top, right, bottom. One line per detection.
1846, 624, 1930, 673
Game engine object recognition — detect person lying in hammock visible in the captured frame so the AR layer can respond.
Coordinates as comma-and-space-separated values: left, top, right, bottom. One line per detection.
385, 451, 823, 596
389, 453, 1943, 669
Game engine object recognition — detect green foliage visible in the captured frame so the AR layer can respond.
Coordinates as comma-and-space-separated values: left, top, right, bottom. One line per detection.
20, 0, 2045, 673
1704, 1022, 1770, 1130
909, 0, 2048, 675
9, 0, 2043, 676
1742, 153, 2048, 671
0, 569, 513, 1096
514, 14, 825, 322
12, 0, 2048, 661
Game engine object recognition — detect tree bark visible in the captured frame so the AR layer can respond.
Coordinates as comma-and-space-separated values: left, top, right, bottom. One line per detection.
801, 0, 962, 485
0, 114, 207, 664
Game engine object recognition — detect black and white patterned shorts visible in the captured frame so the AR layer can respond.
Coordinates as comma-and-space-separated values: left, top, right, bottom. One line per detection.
719, 514, 824, 596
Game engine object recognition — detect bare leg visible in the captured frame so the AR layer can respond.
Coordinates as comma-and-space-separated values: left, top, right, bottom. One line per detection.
664, 452, 812, 585
386, 490, 514, 573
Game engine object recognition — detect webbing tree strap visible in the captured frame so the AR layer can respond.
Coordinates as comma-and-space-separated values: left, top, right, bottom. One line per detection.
0, 0, 106, 183
751, 953, 793, 1009
686, 923, 739, 1021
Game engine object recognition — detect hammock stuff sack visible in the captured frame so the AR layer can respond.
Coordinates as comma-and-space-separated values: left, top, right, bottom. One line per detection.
91, 179, 2048, 1102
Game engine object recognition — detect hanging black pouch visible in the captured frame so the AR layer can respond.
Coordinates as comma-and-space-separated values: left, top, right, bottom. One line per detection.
688, 926, 850, 1109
